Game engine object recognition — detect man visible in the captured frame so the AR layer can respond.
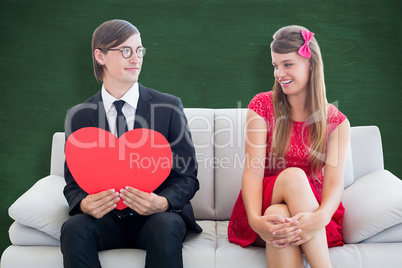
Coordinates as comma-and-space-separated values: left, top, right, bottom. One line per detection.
61, 19, 202, 268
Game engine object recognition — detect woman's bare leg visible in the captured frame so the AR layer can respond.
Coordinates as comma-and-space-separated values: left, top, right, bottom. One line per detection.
264, 204, 304, 268
269, 167, 332, 268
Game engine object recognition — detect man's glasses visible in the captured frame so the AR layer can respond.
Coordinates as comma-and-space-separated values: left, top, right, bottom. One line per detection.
102, 46, 146, 59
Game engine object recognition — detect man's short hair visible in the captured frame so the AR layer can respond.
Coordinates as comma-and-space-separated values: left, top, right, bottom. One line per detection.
91, 19, 140, 83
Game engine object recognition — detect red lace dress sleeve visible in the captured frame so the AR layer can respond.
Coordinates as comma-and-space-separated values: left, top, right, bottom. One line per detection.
248, 91, 274, 124
327, 104, 347, 134
247, 91, 276, 139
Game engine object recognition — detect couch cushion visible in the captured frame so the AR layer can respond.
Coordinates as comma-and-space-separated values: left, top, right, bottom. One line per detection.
8, 175, 69, 240
183, 220, 216, 268
214, 109, 248, 220
342, 170, 402, 243
357, 243, 402, 268
362, 222, 402, 243
99, 220, 216, 268
215, 221, 267, 268
216, 221, 382, 268
1, 246, 64, 268
216, 221, 311, 268
184, 108, 215, 220
9, 222, 60, 246
1, 221, 216, 268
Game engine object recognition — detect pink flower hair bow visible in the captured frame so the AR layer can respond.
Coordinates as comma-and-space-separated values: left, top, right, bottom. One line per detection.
298, 30, 315, 58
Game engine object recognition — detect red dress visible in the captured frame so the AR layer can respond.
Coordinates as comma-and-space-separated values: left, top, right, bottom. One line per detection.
228, 91, 346, 248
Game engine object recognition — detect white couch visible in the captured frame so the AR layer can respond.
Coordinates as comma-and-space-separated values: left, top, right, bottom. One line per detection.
2, 108, 402, 268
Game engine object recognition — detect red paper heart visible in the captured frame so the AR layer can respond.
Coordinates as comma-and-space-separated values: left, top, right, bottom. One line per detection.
65, 127, 172, 210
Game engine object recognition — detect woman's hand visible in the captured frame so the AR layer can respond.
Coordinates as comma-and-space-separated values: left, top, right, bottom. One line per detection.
289, 211, 329, 246
250, 215, 302, 248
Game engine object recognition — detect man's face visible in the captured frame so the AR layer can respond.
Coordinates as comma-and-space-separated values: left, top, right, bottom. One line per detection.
101, 34, 143, 90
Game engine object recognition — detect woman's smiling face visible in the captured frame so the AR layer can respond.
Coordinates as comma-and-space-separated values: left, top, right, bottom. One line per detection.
271, 51, 311, 97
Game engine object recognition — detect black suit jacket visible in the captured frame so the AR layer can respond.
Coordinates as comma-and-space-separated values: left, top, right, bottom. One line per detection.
63, 83, 202, 233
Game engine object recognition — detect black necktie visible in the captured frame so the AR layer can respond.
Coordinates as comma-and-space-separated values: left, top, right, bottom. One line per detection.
113, 100, 128, 137
112, 100, 131, 218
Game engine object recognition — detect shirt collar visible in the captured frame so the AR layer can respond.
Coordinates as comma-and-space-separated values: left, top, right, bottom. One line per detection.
101, 82, 139, 113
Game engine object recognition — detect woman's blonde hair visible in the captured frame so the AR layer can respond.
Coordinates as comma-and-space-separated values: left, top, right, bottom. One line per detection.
270, 25, 328, 178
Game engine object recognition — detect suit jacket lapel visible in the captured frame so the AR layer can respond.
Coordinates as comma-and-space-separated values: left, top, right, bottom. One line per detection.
90, 91, 110, 132
134, 83, 152, 129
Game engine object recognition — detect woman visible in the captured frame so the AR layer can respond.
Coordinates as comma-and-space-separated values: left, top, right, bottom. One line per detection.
228, 25, 350, 268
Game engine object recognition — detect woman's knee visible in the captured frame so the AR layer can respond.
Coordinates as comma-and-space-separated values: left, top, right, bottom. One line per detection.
280, 167, 307, 179
264, 204, 291, 217
273, 167, 318, 210
277, 167, 310, 189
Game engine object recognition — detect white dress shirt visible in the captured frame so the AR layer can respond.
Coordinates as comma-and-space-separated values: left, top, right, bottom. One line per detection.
101, 83, 139, 137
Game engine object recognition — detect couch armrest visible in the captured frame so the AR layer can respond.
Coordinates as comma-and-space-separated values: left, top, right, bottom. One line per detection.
50, 132, 66, 177
350, 126, 384, 180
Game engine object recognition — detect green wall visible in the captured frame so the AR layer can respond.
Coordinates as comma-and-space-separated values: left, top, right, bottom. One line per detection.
1, 0, 401, 255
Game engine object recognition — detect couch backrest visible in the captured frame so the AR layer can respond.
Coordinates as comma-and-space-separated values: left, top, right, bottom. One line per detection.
50, 109, 384, 221
183, 109, 215, 220
51, 133, 66, 178
350, 126, 384, 179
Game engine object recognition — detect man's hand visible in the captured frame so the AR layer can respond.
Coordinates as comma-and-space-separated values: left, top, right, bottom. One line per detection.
119, 186, 169, 216
80, 189, 120, 219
